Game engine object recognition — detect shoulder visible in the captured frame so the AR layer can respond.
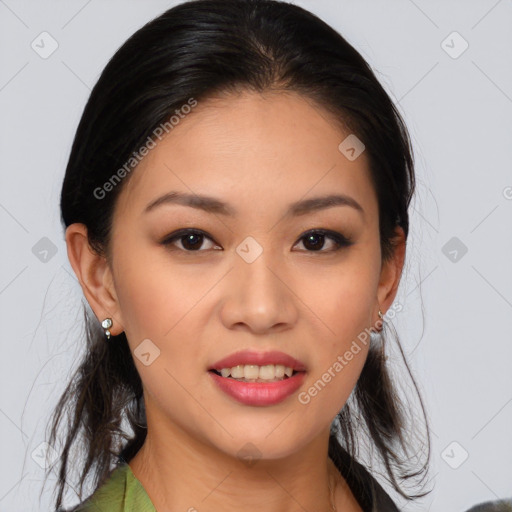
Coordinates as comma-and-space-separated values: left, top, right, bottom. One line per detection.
57, 463, 130, 512
330, 446, 400, 512
463, 499, 512, 512
359, 466, 400, 512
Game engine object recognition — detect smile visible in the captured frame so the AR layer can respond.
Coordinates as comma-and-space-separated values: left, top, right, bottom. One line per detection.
208, 370, 307, 406
211, 363, 297, 382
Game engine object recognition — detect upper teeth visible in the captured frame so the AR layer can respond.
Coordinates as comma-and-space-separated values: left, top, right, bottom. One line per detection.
218, 364, 294, 380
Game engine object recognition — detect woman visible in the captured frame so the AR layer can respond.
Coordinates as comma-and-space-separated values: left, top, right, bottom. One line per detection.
48, 0, 432, 510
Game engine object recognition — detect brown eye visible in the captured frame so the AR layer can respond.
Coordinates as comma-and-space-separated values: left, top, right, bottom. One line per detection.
160, 228, 352, 254
294, 229, 353, 252
161, 229, 220, 252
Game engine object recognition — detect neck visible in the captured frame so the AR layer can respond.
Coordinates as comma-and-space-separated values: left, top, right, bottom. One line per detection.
128, 396, 360, 512
131, 439, 333, 512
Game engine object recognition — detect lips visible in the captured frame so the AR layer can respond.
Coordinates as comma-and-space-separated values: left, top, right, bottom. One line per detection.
207, 350, 308, 406
208, 350, 307, 372
208, 370, 306, 406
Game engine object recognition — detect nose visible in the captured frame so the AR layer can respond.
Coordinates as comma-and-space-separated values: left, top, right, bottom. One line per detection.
219, 245, 299, 335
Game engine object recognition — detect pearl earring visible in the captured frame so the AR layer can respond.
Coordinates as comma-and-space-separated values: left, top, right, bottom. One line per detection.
101, 318, 113, 340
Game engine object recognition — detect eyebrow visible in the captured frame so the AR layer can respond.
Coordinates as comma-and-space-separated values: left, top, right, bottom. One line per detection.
143, 191, 365, 218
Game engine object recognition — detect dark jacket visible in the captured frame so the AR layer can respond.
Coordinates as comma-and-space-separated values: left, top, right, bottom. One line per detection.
463, 499, 512, 512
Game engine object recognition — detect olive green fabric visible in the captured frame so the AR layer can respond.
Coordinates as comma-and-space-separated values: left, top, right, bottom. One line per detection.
76, 462, 156, 512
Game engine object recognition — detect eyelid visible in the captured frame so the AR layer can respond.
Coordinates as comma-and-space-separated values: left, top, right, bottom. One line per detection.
293, 229, 353, 251
160, 228, 221, 250
160, 227, 353, 253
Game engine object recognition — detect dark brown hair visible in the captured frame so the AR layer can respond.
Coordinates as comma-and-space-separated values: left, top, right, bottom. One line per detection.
47, 0, 432, 508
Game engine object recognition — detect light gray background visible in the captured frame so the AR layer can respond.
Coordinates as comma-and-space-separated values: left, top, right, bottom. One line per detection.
1, 1, 511, 511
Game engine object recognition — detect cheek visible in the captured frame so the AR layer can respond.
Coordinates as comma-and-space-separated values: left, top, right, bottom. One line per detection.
305, 257, 379, 350
297, 257, 377, 412
114, 262, 175, 341
112, 243, 215, 385
328, 278, 376, 342
113, 241, 197, 340
112, 248, 209, 417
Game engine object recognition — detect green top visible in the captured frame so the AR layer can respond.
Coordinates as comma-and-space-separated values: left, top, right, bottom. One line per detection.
76, 462, 156, 512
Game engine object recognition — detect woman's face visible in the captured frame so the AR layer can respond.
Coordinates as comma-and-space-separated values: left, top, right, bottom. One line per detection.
98, 90, 402, 461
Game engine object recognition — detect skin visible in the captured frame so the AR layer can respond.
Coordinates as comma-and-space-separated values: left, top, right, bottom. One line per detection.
66, 89, 405, 512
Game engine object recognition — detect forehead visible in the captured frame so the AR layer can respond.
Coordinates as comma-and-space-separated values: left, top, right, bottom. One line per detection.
114, 90, 377, 222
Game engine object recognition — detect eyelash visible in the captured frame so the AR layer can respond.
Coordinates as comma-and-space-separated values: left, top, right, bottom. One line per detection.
160, 228, 353, 254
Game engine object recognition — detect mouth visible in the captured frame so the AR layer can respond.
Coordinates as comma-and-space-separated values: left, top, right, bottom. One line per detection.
208, 367, 307, 406
208, 349, 307, 382
208, 365, 303, 383
207, 350, 307, 406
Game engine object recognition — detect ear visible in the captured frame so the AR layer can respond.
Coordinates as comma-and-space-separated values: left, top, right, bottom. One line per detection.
375, 226, 406, 320
65, 223, 124, 335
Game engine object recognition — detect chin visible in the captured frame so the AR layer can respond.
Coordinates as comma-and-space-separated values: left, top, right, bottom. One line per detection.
209, 426, 313, 464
